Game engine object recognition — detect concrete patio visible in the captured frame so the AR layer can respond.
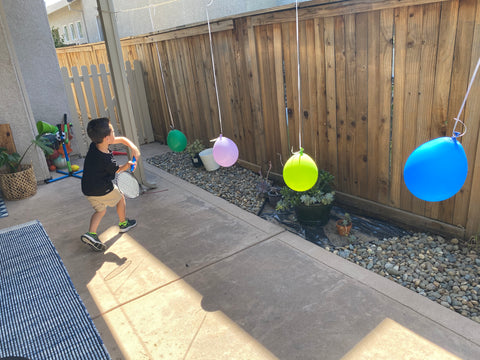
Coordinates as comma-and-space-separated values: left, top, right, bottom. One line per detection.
1, 142, 480, 359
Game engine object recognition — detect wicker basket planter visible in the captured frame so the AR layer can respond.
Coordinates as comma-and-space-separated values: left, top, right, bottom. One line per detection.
0, 164, 37, 200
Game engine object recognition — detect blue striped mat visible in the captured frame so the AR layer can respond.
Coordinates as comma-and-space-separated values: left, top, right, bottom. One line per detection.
0, 193, 7, 218
0, 220, 111, 359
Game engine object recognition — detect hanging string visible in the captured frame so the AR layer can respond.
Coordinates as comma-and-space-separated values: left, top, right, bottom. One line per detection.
295, 0, 303, 152
452, 56, 480, 138
149, 8, 175, 130
206, 0, 223, 135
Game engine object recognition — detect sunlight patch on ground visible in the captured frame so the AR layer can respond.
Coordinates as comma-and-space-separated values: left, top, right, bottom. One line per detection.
87, 231, 277, 359
342, 318, 461, 360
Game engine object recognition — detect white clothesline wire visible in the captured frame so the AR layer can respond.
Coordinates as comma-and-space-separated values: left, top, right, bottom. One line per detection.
206, 0, 223, 135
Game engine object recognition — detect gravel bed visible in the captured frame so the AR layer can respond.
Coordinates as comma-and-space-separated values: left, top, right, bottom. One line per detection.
147, 152, 264, 214
147, 152, 480, 323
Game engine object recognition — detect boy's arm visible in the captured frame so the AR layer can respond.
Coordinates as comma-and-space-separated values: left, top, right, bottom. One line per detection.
112, 136, 141, 158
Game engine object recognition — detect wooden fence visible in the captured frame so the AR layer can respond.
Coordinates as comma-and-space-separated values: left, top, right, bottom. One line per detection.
60, 60, 154, 156
56, 0, 480, 239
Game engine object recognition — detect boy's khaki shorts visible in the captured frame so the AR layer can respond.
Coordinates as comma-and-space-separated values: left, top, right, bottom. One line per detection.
86, 186, 123, 212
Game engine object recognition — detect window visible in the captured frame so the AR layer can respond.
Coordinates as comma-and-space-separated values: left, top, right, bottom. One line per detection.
69, 23, 76, 40
76, 21, 84, 39
63, 25, 69, 41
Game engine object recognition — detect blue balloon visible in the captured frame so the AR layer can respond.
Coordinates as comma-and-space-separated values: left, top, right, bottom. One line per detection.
404, 137, 468, 202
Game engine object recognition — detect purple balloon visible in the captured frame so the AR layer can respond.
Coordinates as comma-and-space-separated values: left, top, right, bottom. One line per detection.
213, 135, 239, 167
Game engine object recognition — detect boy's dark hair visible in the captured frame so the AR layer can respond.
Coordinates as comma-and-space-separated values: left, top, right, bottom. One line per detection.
87, 118, 111, 144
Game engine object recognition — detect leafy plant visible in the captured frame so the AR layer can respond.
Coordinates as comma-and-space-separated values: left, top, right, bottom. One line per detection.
276, 170, 335, 210
51, 26, 67, 48
185, 139, 205, 158
0, 135, 53, 173
338, 213, 352, 226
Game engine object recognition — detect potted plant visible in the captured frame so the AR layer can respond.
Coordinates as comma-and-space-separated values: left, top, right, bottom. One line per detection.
0, 135, 53, 200
185, 139, 205, 168
256, 161, 282, 207
336, 213, 352, 236
276, 169, 335, 226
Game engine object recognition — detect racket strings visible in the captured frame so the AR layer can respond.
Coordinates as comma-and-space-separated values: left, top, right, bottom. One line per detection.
116, 172, 140, 198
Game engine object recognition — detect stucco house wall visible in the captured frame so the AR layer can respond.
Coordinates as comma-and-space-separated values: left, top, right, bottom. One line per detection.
51, 0, 307, 44
0, 0, 70, 182
48, 0, 89, 45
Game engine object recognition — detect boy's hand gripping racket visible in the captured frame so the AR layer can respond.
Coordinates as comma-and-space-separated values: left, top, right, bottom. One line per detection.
116, 156, 140, 199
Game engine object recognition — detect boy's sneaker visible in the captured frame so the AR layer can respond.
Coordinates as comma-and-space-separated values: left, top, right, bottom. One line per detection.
119, 219, 137, 233
81, 232, 106, 252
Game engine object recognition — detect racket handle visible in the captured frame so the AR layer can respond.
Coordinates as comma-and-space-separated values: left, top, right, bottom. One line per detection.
130, 156, 136, 172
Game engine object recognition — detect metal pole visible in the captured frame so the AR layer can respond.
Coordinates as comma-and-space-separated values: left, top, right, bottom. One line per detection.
96, 0, 155, 189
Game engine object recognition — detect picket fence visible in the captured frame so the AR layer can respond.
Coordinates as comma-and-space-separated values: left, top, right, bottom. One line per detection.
60, 60, 154, 156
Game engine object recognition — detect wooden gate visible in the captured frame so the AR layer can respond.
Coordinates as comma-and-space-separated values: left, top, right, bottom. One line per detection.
60, 59, 154, 156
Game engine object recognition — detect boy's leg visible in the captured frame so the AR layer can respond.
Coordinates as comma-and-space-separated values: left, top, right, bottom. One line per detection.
81, 208, 107, 252
116, 194, 126, 223
82, 195, 109, 251
116, 194, 137, 233
89, 208, 107, 233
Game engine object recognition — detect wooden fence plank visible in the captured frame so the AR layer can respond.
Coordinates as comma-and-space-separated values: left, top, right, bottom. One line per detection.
367, 11, 381, 201
390, 7, 407, 209
425, 0, 459, 220
245, 18, 266, 168
256, 25, 276, 166
90, 65, 108, 118
415, 3, 441, 216
199, 34, 221, 139
305, 20, 319, 164
337, 14, 349, 193
314, 18, 328, 171
81, 65, 98, 119
71, 66, 91, 138
455, 0, 480, 227
98, 64, 119, 134
323, 16, 338, 177
399, 5, 423, 213
355, 13, 369, 198
61, 67, 88, 156
441, 0, 476, 224
374, 9, 394, 204
272, 23, 288, 168
234, 19, 255, 164
281, 22, 295, 161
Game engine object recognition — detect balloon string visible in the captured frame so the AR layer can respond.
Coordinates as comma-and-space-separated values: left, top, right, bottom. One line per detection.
150, 8, 175, 130
453, 56, 480, 138
155, 43, 175, 130
296, 0, 302, 149
206, 4, 223, 135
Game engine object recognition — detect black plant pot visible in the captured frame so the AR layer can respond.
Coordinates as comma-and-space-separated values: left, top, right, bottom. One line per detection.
191, 154, 203, 168
267, 190, 282, 208
294, 203, 333, 226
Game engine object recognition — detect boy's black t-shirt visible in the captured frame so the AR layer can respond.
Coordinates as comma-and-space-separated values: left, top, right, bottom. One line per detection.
81, 142, 119, 196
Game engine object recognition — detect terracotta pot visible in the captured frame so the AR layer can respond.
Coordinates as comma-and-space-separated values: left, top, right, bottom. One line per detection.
336, 220, 352, 236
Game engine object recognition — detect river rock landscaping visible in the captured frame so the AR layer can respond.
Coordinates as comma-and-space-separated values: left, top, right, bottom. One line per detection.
147, 152, 480, 323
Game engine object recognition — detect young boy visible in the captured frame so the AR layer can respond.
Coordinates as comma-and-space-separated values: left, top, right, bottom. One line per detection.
80, 117, 141, 251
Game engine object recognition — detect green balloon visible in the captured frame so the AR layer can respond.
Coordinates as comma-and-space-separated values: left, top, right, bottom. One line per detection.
167, 129, 187, 152
283, 151, 318, 192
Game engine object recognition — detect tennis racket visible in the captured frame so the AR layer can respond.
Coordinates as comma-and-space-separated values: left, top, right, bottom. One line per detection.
116, 157, 140, 199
